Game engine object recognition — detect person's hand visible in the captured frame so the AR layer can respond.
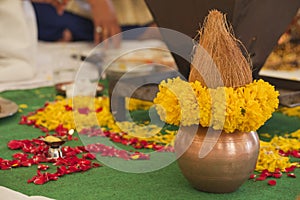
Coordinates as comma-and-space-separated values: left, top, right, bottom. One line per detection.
87, 0, 121, 47
31, 0, 69, 15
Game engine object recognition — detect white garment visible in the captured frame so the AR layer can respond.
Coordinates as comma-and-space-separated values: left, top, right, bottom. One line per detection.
0, 0, 37, 82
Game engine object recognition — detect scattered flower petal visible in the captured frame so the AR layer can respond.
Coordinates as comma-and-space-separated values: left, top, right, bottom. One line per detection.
287, 173, 296, 178
268, 180, 276, 186
249, 174, 256, 179
38, 164, 49, 171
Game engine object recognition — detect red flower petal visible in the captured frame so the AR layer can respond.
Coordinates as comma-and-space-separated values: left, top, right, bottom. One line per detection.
92, 163, 101, 168
10, 160, 21, 168
111, 134, 121, 143
95, 107, 103, 113
21, 160, 33, 167
8, 140, 24, 150
120, 138, 129, 146
287, 173, 296, 178
82, 153, 96, 160
249, 174, 256, 179
291, 150, 300, 158
74, 146, 87, 154
13, 152, 28, 161
53, 158, 67, 166
68, 165, 80, 173
285, 166, 297, 173
19, 116, 28, 125
273, 173, 282, 178
133, 144, 143, 149
56, 166, 68, 176
261, 169, 273, 177
268, 180, 276, 186
54, 124, 69, 136
129, 138, 138, 144
33, 176, 46, 185
256, 176, 267, 181
39, 127, 49, 133
79, 159, 91, 166
38, 164, 49, 171
140, 140, 148, 147
274, 168, 281, 174
1, 165, 11, 170
32, 155, 47, 163
64, 105, 73, 111
78, 107, 90, 115
79, 164, 91, 172
27, 177, 35, 183
47, 173, 58, 181
272, 169, 282, 178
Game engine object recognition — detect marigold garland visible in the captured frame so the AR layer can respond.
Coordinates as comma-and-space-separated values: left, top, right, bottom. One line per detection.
154, 77, 279, 133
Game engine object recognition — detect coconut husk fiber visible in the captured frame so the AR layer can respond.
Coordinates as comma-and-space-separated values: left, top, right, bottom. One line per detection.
189, 10, 252, 88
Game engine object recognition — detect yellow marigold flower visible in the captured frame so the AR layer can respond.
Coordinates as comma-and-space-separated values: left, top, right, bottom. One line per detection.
255, 134, 300, 172
280, 106, 300, 118
259, 133, 272, 138
154, 77, 199, 126
19, 104, 28, 109
115, 121, 175, 145
28, 96, 117, 132
291, 129, 300, 139
25, 96, 178, 146
126, 98, 153, 111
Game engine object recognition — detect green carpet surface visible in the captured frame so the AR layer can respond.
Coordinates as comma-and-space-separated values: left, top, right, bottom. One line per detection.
0, 87, 300, 200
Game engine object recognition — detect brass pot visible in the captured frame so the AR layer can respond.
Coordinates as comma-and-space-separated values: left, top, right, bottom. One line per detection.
175, 125, 260, 193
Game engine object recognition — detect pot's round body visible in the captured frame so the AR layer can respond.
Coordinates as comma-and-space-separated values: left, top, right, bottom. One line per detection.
175, 125, 260, 193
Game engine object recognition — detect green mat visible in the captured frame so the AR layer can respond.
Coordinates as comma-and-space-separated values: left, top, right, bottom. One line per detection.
0, 87, 300, 200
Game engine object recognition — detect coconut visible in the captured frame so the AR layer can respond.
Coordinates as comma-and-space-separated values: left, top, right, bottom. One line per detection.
189, 10, 252, 88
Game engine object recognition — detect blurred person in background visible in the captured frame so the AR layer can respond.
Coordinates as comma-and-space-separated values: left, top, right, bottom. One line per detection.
32, 0, 158, 45
33, 0, 121, 45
